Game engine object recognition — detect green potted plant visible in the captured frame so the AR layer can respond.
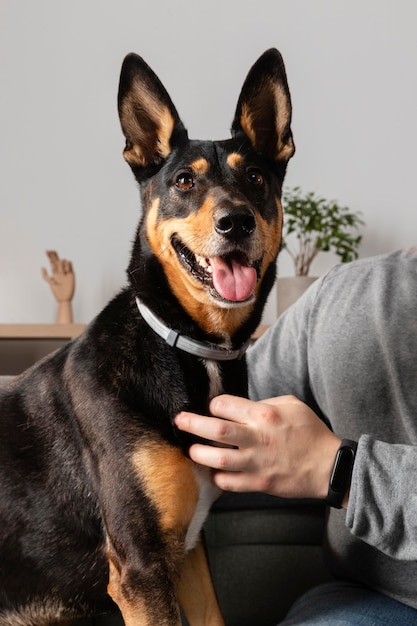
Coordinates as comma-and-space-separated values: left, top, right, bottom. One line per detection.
277, 186, 364, 314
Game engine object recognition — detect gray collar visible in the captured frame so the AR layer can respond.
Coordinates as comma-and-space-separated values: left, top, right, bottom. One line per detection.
136, 297, 250, 361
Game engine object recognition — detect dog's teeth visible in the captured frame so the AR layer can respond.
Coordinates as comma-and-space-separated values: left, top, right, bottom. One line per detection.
196, 255, 210, 269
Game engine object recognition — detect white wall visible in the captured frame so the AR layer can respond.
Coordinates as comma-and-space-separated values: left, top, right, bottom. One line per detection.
1, 0, 416, 325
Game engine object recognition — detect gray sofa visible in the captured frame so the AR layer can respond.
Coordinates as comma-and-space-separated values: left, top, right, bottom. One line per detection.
202, 494, 330, 625
0, 376, 331, 625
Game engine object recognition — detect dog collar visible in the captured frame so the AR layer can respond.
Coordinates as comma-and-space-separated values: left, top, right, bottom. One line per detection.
136, 297, 250, 361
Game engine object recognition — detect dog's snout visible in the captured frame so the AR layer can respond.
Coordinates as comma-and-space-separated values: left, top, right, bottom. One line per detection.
214, 207, 256, 240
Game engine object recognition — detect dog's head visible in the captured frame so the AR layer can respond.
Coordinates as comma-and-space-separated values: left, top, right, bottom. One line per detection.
118, 49, 294, 340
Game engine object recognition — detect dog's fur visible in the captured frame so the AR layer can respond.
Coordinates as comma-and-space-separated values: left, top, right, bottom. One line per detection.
0, 49, 294, 625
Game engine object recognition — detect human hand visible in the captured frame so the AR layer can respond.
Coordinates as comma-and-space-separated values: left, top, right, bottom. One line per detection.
175, 395, 341, 501
42, 250, 75, 323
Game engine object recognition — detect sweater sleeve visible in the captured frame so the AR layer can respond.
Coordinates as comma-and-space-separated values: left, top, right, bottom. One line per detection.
347, 435, 417, 560
247, 276, 328, 422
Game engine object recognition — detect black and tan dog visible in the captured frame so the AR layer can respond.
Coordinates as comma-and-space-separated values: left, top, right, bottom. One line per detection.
0, 49, 294, 625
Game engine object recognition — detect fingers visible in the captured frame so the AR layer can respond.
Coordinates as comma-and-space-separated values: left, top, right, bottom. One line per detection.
45, 250, 73, 275
185, 442, 265, 492
41, 266, 59, 285
41, 267, 52, 283
175, 394, 280, 450
176, 394, 340, 499
187, 442, 249, 473
62, 259, 73, 274
208, 394, 255, 424
211, 470, 265, 493
46, 250, 60, 273
175, 410, 248, 448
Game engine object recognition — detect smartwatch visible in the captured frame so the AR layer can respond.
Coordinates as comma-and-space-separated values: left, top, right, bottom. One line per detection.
325, 439, 358, 509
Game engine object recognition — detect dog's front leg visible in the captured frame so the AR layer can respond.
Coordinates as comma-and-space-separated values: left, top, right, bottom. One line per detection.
104, 438, 209, 625
107, 541, 182, 626
177, 536, 224, 626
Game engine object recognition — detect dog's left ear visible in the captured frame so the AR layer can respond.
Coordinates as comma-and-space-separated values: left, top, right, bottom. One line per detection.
232, 49, 295, 163
118, 53, 188, 172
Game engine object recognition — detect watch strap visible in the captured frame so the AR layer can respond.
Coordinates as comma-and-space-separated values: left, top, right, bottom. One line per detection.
325, 439, 358, 509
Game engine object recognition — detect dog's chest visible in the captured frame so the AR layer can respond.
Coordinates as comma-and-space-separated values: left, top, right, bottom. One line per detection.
183, 359, 223, 552
204, 359, 223, 399
185, 465, 221, 552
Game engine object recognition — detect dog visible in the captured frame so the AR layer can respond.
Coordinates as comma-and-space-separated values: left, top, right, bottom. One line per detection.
0, 48, 294, 625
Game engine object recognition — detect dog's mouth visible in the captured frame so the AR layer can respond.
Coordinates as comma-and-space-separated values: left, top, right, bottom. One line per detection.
171, 235, 261, 303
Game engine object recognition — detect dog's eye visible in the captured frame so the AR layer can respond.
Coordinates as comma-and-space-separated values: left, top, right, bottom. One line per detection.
246, 168, 264, 186
176, 173, 194, 190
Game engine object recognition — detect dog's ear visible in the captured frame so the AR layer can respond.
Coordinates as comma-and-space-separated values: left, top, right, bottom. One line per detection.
231, 49, 295, 163
118, 53, 187, 172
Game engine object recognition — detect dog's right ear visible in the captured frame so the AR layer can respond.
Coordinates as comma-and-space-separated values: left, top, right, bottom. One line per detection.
118, 54, 187, 173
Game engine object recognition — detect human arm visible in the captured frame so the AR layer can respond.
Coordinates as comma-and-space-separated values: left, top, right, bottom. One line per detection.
347, 436, 417, 560
180, 253, 417, 562
249, 253, 417, 562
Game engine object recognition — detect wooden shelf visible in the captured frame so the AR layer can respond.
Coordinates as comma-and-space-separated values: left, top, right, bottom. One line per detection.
0, 323, 267, 341
0, 324, 86, 340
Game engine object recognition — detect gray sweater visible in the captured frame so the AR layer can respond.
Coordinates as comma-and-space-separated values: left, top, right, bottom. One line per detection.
248, 248, 417, 608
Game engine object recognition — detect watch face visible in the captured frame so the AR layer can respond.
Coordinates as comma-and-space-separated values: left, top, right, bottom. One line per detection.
331, 446, 356, 492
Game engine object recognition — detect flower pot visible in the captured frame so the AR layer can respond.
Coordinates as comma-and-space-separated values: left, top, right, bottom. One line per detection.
277, 276, 317, 316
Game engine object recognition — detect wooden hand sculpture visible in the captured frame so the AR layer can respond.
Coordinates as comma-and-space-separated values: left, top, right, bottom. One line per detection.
42, 250, 75, 324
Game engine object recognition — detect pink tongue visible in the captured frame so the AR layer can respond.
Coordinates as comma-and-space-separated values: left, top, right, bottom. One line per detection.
211, 256, 257, 302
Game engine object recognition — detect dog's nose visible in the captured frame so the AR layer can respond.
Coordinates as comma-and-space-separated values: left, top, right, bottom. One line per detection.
214, 207, 256, 240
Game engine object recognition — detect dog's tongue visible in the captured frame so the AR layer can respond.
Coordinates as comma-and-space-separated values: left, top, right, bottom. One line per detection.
211, 256, 257, 302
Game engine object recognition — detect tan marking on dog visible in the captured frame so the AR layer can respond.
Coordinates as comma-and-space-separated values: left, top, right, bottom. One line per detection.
108, 549, 179, 625
190, 158, 210, 175
177, 539, 225, 625
240, 80, 294, 162
145, 195, 282, 337
157, 107, 176, 159
253, 198, 283, 288
145, 197, 234, 334
120, 84, 175, 167
146, 195, 215, 310
226, 152, 244, 170
132, 439, 199, 537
